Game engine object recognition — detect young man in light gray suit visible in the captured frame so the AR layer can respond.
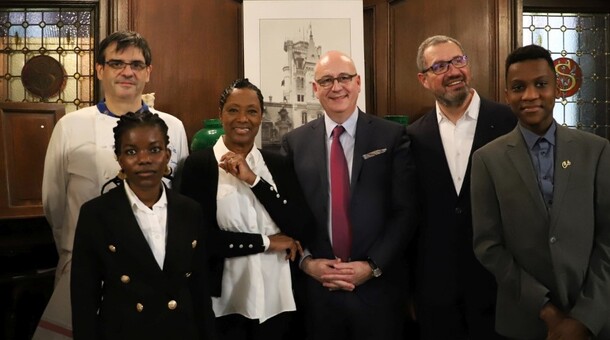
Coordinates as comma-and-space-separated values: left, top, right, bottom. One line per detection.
471, 44, 610, 339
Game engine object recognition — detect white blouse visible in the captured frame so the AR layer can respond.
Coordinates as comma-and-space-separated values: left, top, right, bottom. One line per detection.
124, 180, 168, 269
212, 137, 295, 323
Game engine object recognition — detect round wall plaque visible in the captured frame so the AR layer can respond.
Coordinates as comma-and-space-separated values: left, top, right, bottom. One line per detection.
21, 55, 66, 99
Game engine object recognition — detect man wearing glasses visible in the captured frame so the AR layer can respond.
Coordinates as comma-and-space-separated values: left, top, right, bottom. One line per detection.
36, 30, 189, 339
407, 35, 516, 339
281, 50, 418, 340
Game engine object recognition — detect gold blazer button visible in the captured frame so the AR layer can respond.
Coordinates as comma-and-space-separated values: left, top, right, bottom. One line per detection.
191, 240, 197, 248
136, 303, 144, 312
108, 245, 116, 252
120, 275, 130, 284
168, 300, 178, 310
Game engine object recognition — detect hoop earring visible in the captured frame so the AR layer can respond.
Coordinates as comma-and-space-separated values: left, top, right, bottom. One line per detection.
117, 169, 126, 180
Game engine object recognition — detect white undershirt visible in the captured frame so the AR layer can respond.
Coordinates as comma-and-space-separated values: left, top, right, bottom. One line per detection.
123, 180, 168, 269
212, 137, 295, 323
436, 90, 480, 195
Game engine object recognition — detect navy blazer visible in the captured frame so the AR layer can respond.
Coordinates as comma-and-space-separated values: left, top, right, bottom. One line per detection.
71, 185, 216, 340
407, 98, 516, 308
282, 110, 418, 306
179, 147, 313, 297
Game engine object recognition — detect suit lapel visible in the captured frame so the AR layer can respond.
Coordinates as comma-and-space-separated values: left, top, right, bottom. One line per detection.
505, 128, 549, 216
465, 103, 500, 197
351, 110, 369, 190
549, 126, 573, 232
311, 118, 329, 219
163, 188, 185, 273
416, 109, 459, 198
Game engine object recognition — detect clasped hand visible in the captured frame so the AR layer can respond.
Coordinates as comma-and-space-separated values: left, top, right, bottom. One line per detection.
302, 258, 373, 292
540, 302, 590, 340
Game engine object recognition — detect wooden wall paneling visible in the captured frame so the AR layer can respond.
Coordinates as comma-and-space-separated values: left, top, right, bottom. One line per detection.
107, 0, 130, 33
498, 0, 521, 99
524, 0, 610, 12
363, 5, 376, 115
375, 0, 514, 123
0, 103, 65, 219
129, 0, 243, 141
364, 0, 390, 117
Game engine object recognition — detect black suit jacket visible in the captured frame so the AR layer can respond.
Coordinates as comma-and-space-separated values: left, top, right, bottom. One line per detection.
282, 110, 418, 307
179, 147, 313, 297
71, 185, 216, 340
407, 98, 516, 309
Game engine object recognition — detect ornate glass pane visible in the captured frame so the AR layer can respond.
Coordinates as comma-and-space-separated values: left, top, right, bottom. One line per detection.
0, 7, 97, 112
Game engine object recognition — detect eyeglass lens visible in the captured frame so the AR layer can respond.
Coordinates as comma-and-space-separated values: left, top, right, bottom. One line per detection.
430, 56, 468, 74
106, 60, 147, 71
317, 73, 357, 87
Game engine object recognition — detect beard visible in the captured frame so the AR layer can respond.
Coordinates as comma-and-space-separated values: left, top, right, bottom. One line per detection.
435, 85, 471, 108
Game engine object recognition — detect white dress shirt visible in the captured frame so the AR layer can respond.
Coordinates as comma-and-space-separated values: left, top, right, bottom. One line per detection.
124, 180, 168, 269
212, 137, 295, 323
436, 91, 480, 194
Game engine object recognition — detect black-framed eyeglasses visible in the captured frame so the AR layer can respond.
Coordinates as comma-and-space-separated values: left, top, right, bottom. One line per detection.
315, 73, 358, 88
104, 59, 148, 71
421, 55, 468, 75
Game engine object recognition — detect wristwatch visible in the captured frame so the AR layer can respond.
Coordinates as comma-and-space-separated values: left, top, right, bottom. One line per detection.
367, 258, 382, 278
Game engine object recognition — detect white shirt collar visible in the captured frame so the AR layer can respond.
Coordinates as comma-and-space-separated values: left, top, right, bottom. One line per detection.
214, 136, 263, 169
324, 107, 359, 140
123, 179, 168, 211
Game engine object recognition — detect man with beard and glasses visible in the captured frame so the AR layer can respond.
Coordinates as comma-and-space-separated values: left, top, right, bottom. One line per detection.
406, 35, 516, 339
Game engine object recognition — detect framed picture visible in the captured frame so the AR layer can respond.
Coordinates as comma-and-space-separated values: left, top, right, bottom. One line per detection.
243, 0, 365, 150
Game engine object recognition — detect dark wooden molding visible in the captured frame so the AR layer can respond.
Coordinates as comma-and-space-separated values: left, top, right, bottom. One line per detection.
524, 0, 610, 12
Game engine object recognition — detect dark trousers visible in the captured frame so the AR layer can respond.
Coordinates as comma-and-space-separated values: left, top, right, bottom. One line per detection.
215, 312, 293, 340
304, 289, 406, 340
416, 300, 504, 340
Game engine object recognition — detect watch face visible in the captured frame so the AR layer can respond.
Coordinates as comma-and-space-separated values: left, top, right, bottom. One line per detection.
372, 268, 382, 277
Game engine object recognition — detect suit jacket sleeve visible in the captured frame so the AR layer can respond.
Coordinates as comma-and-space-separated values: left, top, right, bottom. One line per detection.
471, 149, 550, 319
42, 118, 68, 254
569, 140, 610, 333
71, 201, 104, 340
251, 151, 314, 246
179, 149, 265, 258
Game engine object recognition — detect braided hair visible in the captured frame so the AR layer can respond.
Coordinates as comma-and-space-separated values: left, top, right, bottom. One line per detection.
218, 78, 264, 112
113, 110, 169, 157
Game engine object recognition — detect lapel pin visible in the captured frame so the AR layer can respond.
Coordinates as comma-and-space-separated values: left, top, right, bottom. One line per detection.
561, 160, 571, 169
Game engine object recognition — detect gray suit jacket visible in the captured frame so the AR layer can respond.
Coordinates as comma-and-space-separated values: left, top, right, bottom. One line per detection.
471, 124, 610, 339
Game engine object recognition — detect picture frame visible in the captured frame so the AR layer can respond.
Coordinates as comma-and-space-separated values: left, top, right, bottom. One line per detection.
243, 0, 365, 150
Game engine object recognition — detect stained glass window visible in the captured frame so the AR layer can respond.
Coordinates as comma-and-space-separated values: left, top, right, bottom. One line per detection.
523, 12, 610, 139
0, 7, 97, 112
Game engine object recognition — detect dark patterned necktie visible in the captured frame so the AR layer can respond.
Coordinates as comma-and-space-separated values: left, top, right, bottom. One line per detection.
330, 125, 351, 262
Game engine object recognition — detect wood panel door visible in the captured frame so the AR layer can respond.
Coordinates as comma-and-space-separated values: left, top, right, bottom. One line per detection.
0, 103, 65, 218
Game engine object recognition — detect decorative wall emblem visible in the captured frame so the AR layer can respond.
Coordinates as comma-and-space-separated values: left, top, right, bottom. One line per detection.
553, 57, 582, 98
21, 55, 67, 100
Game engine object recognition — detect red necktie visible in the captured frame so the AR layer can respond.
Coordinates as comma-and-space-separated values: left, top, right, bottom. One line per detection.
330, 125, 351, 262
